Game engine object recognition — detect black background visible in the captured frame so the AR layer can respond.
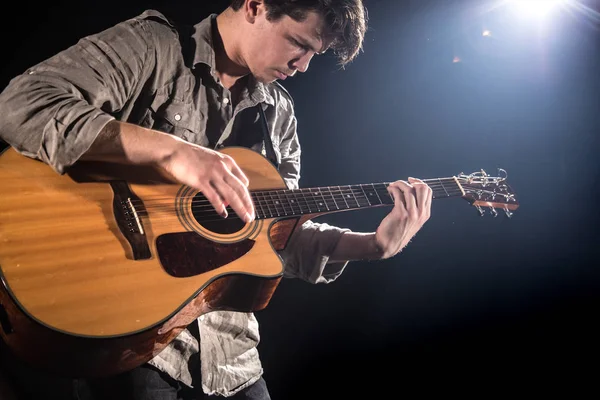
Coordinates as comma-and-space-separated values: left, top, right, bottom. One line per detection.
1, 0, 599, 397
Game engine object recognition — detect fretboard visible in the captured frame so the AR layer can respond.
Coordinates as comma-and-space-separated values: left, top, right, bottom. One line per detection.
250, 177, 463, 219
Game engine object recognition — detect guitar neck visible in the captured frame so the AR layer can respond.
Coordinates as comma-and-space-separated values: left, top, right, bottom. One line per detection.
250, 177, 465, 219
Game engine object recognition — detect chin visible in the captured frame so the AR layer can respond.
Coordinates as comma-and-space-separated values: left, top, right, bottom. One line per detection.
248, 67, 277, 84
254, 74, 277, 84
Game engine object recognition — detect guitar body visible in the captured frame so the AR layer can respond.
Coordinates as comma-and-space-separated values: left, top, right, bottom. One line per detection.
0, 146, 302, 377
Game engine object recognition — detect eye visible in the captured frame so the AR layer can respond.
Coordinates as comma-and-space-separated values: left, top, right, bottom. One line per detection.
291, 38, 309, 52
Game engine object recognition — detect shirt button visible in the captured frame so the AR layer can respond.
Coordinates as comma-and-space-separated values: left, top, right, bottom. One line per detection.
174, 114, 182, 121
222, 98, 230, 105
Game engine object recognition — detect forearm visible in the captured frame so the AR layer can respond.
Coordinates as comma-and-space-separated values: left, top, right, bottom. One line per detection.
328, 231, 386, 263
81, 120, 182, 166
0, 17, 152, 174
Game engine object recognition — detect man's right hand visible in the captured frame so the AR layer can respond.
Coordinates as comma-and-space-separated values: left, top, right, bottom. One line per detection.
82, 121, 255, 224
159, 139, 255, 223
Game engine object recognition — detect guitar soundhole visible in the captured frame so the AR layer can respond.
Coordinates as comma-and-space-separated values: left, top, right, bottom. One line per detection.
191, 193, 246, 234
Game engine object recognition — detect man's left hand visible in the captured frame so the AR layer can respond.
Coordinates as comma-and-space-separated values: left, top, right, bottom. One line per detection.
374, 177, 433, 259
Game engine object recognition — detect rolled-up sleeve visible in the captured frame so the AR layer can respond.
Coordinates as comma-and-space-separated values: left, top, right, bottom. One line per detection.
280, 220, 350, 284
0, 17, 152, 174
275, 112, 351, 284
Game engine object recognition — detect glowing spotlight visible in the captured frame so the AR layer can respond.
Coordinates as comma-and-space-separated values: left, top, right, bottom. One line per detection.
482, 30, 492, 37
510, 0, 568, 18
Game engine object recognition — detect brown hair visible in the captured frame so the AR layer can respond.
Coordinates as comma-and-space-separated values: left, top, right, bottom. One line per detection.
230, 0, 367, 66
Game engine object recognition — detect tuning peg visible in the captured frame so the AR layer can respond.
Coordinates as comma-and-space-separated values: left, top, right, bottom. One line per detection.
475, 205, 485, 217
489, 207, 498, 217
504, 206, 513, 219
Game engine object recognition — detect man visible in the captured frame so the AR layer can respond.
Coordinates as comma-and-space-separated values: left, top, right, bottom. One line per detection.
0, 0, 432, 399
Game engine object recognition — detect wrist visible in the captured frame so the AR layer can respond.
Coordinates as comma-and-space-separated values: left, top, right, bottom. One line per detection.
368, 232, 387, 260
152, 131, 184, 169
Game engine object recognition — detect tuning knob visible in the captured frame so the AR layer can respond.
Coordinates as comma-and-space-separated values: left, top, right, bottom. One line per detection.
475, 205, 485, 217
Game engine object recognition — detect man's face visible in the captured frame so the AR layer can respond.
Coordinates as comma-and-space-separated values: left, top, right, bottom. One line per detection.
241, 5, 330, 83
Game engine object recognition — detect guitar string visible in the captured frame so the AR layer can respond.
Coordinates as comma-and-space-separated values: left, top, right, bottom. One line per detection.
126, 186, 460, 205
125, 179, 463, 205
125, 181, 500, 212
126, 184, 511, 225
26, 183, 494, 226
124, 188, 467, 224
128, 186, 465, 212
131, 189, 462, 206
159, 186, 506, 225
124, 181, 504, 218
144, 192, 467, 224
127, 186, 467, 215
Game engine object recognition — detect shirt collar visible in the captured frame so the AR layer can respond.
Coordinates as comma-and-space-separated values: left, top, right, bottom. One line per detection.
191, 14, 274, 106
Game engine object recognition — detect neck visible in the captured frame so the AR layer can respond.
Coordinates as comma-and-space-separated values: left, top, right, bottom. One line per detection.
214, 9, 251, 89
189, 178, 465, 225
247, 178, 465, 219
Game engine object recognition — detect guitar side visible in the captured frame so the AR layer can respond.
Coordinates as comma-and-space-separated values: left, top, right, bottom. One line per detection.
0, 146, 299, 377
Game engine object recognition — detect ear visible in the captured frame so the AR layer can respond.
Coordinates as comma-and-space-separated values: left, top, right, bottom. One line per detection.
243, 0, 266, 24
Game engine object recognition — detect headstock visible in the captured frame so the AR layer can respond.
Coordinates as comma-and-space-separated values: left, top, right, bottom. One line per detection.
456, 169, 519, 218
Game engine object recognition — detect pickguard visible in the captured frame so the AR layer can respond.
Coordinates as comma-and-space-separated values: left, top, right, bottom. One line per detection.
156, 232, 255, 277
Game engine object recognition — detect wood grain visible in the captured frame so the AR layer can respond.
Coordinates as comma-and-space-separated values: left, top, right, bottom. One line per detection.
0, 146, 300, 377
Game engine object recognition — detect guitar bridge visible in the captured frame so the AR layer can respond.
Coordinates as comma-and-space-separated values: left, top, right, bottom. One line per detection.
110, 181, 151, 260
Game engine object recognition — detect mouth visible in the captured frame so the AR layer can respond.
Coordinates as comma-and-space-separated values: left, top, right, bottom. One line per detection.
275, 70, 289, 80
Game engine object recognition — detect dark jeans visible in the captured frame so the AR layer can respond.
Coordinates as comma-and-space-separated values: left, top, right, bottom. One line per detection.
1, 341, 271, 400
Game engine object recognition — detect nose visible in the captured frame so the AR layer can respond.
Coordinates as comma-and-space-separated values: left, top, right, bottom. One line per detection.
290, 52, 314, 74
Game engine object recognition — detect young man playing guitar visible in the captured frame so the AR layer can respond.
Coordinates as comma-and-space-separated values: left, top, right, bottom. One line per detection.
0, 1, 432, 398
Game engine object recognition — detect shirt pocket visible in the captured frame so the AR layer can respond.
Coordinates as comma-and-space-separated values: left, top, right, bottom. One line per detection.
142, 78, 204, 143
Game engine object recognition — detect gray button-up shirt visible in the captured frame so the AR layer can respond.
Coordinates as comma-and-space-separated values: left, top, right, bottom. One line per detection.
0, 10, 350, 397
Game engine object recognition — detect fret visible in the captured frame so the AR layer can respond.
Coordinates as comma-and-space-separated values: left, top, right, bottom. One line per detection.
317, 188, 330, 211
251, 178, 467, 220
268, 191, 277, 218
353, 185, 370, 207
368, 183, 384, 206
378, 183, 394, 205
298, 188, 311, 213
437, 178, 450, 198
338, 185, 350, 210
253, 192, 266, 219
310, 189, 324, 212
286, 190, 302, 215
345, 185, 361, 208
260, 191, 275, 218
327, 186, 340, 210
267, 191, 281, 217
367, 184, 382, 206
305, 188, 321, 213
296, 190, 311, 214
277, 191, 288, 216
358, 185, 371, 206
276, 190, 290, 216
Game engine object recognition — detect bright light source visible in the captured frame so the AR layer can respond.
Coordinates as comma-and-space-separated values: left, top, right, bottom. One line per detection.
453, 56, 461, 63
510, 0, 568, 18
482, 30, 492, 37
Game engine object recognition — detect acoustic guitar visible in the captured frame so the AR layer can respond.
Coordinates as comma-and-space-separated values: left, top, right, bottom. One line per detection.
0, 145, 519, 377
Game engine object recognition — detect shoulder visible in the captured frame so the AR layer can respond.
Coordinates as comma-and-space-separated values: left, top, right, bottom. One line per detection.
126, 9, 194, 58
125, 9, 182, 41
130, 9, 177, 29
